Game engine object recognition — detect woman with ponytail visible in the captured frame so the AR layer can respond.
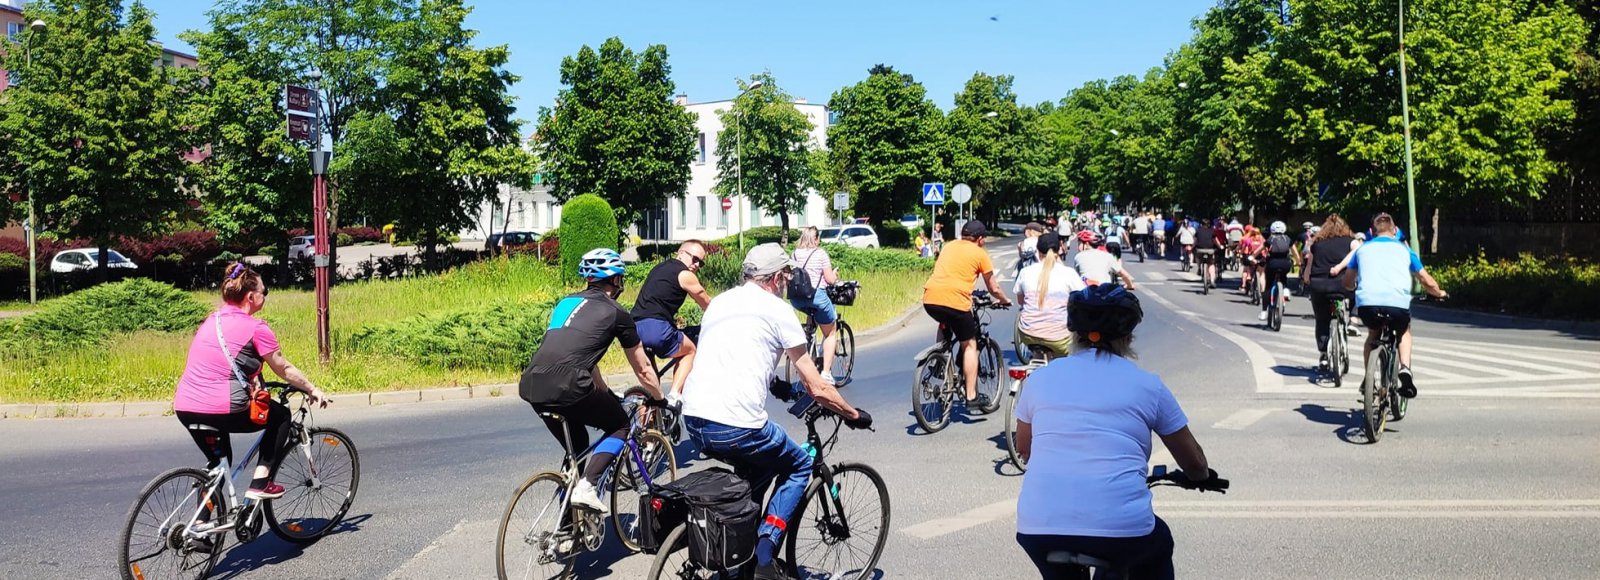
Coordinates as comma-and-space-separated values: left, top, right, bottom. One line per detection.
173, 263, 326, 503
1011, 232, 1085, 358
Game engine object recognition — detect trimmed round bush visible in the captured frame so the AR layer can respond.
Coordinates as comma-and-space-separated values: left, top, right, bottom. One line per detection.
558, 194, 621, 284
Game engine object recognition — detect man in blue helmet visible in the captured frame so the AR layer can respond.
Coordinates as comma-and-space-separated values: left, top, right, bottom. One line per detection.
518, 248, 664, 513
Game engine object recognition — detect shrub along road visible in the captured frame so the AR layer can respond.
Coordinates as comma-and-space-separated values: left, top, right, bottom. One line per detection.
3, 243, 1599, 578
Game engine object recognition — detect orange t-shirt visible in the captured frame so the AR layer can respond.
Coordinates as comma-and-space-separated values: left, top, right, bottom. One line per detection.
922, 239, 994, 310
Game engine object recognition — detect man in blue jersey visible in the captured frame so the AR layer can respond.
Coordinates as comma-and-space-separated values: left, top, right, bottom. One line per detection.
1338, 213, 1448, 398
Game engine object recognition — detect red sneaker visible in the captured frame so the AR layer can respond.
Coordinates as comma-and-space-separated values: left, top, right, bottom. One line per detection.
246, 482, 286, 500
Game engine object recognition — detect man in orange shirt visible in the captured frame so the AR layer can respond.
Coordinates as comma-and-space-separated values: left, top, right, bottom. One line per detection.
923, 220, 1013, 408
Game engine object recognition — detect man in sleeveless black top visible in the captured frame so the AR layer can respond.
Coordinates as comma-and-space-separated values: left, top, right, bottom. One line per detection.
631, 240, 713, 397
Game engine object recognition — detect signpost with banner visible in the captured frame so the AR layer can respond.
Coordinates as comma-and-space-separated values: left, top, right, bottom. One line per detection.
286, 81, 332, 363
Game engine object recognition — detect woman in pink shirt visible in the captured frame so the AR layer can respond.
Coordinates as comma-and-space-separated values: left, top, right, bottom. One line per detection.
173, 264, 325, 500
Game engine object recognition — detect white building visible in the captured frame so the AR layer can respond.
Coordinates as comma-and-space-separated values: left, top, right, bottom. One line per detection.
463, 94, 837, 243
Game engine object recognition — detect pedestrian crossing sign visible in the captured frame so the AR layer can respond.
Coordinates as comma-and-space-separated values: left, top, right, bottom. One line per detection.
922, 183, 945, 205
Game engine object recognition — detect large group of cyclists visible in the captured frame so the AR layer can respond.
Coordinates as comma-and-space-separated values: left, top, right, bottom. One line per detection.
120, 206, 1448, 579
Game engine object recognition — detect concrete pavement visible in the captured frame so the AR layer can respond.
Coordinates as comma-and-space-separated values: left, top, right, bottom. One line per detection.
3, 242, 1600, 578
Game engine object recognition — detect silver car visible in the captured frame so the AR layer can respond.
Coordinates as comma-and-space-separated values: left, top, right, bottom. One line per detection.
49, 248, 138, 273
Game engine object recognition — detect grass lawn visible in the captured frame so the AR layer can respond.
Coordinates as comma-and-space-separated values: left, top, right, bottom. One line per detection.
2, 255, 929, 404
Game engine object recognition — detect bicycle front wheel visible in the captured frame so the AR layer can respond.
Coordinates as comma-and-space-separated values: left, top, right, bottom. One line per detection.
1004, 379, 1027, 472
1361, 348, 1388, 443
120, 467, 221, 580
1389, 357, 1410, 423
266, 427, 360, 544
611, 431, 678, 553
831, 320, 856, 385
497, 471, 577, 580
911, 354, 954, 433
972, 339, 1004, 415
786, 463, 891, 580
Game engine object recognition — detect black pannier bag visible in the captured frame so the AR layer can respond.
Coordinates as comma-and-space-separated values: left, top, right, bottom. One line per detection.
660, 467, 760, 571
637, 480, 688, 553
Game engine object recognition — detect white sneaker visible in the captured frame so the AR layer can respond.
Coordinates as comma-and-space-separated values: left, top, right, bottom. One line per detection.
569, 479, 608, 514
1258, 311, 1268, 321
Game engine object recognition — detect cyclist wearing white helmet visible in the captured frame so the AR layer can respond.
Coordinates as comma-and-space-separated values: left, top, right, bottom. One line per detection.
518, 248, 664, 513
1257, 221, 1295, 321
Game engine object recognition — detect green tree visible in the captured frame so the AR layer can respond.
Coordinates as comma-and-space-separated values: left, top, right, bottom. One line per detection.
535, 37, 698, 231
557, 194, 619, 285
826, 64, 947, 224
0, 0, 195, 275
712, 73, 815, 245
946, 72, 1024, 222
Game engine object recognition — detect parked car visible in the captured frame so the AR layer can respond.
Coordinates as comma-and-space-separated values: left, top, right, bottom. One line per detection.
485, 230, 542, 254
50, 248, 138, 273
819, 225, 879, 248
288, 235, 317, 260
899, 213, 924, 231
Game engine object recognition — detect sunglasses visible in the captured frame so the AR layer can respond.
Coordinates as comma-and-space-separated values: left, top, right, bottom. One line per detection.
257, 286, 270, 298
690, 254, 706, 267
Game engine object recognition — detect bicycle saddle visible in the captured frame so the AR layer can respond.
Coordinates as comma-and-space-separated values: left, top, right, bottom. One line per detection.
1045, 550, 1113, 569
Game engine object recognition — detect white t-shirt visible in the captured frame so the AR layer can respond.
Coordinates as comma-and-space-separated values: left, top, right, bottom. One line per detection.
682, 283, 807, 429
1131, 217, 1150, 235
1074, 249, 1122, 285
1015, 352, 1189, 537
1018, 237, 1039, 259
1012, 261, 1086, 341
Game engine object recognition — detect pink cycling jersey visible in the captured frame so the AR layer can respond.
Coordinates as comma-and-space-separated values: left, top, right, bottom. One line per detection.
173, 304, 281, 414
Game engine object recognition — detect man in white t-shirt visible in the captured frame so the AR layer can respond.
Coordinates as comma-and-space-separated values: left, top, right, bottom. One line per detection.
681, 243, 871, 580
1073, 231, 1137, 290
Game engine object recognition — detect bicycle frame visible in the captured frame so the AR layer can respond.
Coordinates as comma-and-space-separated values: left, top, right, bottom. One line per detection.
175, 391, 318, 543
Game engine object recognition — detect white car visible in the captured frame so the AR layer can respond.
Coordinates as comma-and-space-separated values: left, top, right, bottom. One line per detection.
288, 235, 316, 260
899, 213, 923, 231
819, 225, 879, 248
50, 248, 138, 273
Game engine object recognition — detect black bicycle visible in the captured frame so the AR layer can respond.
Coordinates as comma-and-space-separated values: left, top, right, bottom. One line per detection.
1323, 297, 1353, 388
648, 384, 889, 580
1043, 466, 1228, 577
804, 281, 858, 386
1359, 311, 1409, 443
911, 291, 1008, 433
119, 383, 359, 580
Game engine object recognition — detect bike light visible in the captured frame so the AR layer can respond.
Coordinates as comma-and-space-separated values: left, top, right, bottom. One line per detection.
1008, 368, 1030, 380
650, 498, 663, 511
286, 522, 303, 533
322, 437, 340, 446
130, 564, 145, 580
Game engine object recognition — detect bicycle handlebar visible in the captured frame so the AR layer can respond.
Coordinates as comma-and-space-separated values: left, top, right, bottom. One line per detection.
1146, 466, 1229, 493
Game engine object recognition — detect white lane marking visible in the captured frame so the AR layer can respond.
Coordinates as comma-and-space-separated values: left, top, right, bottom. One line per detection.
386, 518, 499, 580
1145, 271, 1169, 281
898, 499, 1015, 540
1139, 288, 1282, 393
1211, 409, 1274, 430
1158, 510, 1600, 519
1421, 339, 1600, 370
1411, 345, 1541, 377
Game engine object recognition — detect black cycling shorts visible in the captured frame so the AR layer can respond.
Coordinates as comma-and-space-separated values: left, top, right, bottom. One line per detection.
924, 304, 980, 342
1357, 306, 1412, 336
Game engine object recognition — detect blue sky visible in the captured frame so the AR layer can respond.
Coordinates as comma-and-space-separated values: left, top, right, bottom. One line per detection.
135, 0, 1216, 124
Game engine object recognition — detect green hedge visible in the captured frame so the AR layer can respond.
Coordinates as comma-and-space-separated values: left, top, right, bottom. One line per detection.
1429, 252, 1600, 320
824, 244, 933, 273
0, 278, 209, 355
714, 226, 799, 247
558, 194, 620, 284
347, 298, 554, 370
874, 222, 915, 249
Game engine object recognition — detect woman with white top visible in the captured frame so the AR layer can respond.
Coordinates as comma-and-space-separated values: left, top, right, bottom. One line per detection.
1012, 232, 1084, 358
791, 226, 843, 383
1013, 283, 1214, 579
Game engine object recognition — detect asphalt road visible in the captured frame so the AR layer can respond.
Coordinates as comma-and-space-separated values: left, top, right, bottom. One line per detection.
4, 241, 1600, 579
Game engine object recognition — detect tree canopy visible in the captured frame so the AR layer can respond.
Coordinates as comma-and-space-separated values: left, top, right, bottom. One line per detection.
711, 73, 816, 244
825, 64, 947, 224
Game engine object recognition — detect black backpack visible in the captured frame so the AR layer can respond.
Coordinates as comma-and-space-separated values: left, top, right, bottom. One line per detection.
658, 468, 760, 571
1268, 234, 1292, 257
787, 250, 819, 301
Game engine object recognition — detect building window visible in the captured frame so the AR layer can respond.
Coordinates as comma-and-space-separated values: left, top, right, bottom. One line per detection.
6, 22, 22, 41
749, 206, 762, 227
795, 200, 808, 227
547, 203, 558, 228
677, 197, 687, 229
719, 200, 729, 228
530, 202, 541, 230
162, 53, 175, 68
697, 197, 708, 228
697, 133, 707, 164
827, 110, 841, 125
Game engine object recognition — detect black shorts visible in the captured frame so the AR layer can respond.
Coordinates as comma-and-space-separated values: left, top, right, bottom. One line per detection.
1105, 242, 1122, 259
924, 304, 979, 342
1358, 306, 1411, 336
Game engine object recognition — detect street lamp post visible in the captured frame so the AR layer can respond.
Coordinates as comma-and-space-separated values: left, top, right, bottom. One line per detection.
735, 79, 763, 250
24, 19, 46, 305
1397, 0, 1421, 255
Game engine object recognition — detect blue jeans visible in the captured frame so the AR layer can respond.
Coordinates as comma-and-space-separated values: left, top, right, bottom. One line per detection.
684, 417, 813, 542
791, 290, 838, 325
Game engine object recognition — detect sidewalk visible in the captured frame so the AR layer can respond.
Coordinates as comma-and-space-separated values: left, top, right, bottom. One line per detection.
0, 302, 926, 420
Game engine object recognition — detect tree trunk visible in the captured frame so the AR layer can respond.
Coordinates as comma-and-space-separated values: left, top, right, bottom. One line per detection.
96, 240, 110, 284
779, 202, 791, 246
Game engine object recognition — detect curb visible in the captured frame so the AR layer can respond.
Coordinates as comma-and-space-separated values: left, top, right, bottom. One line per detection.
1410, 302, 1600, 335
0, 383, 511, 420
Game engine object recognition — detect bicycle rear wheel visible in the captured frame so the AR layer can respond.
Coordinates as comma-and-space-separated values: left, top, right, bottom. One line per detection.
1003, 379, 1027, 472
1389, 355, 1410, 423
1329, 324, 1346, 388
972, 339, 1004, 414
1269, 285, 1283, 332
611, 431, 678, 553
1361, 349, 1388, 443
119, 467, 221, 580
911, 353, 954, 433
266, 427, 360, 544
786, 463, 891, 580
830, 320, 856, 385
497, 471, 577, 580
647, 524, 723, 579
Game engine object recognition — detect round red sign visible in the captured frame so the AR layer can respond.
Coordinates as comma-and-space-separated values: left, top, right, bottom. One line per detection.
721, 198, 733, 211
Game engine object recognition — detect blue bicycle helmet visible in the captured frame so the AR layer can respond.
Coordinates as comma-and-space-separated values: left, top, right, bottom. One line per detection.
1068, 283, 1144, 342
578, 248, 626, 281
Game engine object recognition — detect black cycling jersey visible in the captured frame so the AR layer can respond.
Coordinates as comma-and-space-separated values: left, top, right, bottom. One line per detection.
631, 259, 689, 322
1194, 226, 1217, 249
521, 286, 639, 405
1308, 236, 1354, 279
